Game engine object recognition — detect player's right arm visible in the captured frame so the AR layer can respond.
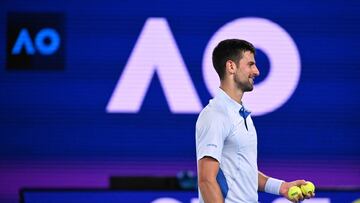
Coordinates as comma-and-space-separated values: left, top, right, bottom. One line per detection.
196, 110, 228, 203
198, 156, 224, 203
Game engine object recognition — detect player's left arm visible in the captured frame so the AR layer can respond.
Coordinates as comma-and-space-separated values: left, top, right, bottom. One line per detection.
258, 171, 269, 192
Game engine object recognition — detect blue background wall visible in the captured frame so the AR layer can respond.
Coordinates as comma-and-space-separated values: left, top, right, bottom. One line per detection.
0, 0, 359, 202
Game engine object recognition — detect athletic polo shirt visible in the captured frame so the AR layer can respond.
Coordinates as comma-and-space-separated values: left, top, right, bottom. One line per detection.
196, 88, 258, 203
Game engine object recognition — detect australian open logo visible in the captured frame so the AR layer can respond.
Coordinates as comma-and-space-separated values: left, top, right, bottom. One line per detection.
6, 12, 65, 70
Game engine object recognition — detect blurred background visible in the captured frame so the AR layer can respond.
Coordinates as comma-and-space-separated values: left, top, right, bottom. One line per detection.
0, 0, 359, 202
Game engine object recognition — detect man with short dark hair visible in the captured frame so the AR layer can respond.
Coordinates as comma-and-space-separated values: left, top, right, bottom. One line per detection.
196, 39, 314, 203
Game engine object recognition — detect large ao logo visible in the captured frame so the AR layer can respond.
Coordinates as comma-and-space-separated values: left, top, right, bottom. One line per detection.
107, 17, 301, 116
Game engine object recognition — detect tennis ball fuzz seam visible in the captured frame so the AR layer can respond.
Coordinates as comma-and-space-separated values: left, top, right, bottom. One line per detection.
288, 186, 302, 199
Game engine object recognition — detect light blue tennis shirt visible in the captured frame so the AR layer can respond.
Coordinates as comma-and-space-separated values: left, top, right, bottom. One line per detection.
196, 88, 258, 203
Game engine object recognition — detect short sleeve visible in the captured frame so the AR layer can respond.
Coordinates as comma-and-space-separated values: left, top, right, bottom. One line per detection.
195, 111, 228, 163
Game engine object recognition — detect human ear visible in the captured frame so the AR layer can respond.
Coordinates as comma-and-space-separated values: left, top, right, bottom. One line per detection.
226, 60, 236, 74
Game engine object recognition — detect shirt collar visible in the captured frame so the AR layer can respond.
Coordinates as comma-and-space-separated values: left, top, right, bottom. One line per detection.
216, 88, 244, 112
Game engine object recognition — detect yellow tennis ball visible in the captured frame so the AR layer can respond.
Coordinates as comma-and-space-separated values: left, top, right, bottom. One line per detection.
288, 186, 302, 200
301, 181, 315, 195
352, 198, 360, 203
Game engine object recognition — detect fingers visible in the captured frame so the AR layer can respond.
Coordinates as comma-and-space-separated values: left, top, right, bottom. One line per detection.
291, 196, 300, 203
298, 193, 304, 201
294, 179, 306, 186
304, 191, 315, 199
290, 192, 304, 203
303, 191, 316, 200
290, 196, 298, 203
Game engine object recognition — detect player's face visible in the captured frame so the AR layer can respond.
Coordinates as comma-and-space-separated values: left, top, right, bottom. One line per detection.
234, 51, 260, 92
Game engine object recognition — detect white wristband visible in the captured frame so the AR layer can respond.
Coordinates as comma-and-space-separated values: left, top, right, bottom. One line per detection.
264, 177, 284, 195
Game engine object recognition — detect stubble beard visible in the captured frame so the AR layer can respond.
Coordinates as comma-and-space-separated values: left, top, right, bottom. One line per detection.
235, 76, 253, 92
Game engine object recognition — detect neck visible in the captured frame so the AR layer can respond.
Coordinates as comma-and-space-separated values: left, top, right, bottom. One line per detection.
220, 80, 244, 104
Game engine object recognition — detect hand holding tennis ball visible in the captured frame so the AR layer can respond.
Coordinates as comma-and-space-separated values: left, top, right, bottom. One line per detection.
280, 180, 315, 202
301, 181, 315, 195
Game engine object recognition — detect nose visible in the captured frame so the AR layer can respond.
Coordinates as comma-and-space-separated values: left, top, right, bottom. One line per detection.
253, 65, 260, 77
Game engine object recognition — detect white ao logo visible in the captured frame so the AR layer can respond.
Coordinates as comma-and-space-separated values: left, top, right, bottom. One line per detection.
107, 17, 301, 116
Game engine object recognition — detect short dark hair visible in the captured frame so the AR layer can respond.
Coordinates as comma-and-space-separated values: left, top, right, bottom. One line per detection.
212, 39, 255, 80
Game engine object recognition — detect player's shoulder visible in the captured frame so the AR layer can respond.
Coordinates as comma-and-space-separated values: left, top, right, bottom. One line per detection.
196, 101, 228, 125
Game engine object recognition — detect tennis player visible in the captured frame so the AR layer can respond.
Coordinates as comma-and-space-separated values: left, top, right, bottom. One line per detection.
196, 39, 315, 203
